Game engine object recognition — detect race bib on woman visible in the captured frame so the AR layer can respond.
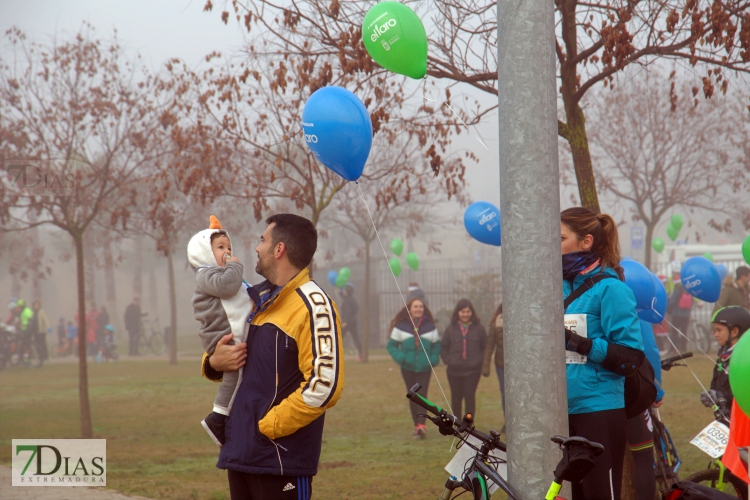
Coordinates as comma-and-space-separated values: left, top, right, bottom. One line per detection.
564, 314, 587, 364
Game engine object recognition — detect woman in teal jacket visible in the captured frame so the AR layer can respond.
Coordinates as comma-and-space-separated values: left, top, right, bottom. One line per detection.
561, 207, 644, 500
387, 297, 441, 438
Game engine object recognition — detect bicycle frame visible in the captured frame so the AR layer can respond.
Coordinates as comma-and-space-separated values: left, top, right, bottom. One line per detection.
407, 384, 602, 500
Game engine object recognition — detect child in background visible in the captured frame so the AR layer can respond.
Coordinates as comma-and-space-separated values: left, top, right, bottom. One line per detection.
700, 306, 750, 418
188, 215, 253, 447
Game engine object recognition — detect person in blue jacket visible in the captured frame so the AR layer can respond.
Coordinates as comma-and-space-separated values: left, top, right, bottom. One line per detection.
626, 320, 665, 500
561, 207, 645, 500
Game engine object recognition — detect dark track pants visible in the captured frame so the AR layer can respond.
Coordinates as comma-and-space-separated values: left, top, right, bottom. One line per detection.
627, 409, 656, 500
569, 408, 628, 500
401, 368, 431, 425
228, 470, 312, 500
447, 370, 482, 418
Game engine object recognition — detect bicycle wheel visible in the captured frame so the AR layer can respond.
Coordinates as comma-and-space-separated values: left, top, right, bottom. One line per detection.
137, 334, 149, 356
150, 332, 165, 355
652, 413, 680, 494
685, 467, 748, 499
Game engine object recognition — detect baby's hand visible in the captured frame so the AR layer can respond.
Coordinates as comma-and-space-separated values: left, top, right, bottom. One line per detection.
223, 254, 240, 264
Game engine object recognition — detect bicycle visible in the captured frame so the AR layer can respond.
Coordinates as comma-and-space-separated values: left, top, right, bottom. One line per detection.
651, 352, 695, 494
0, 325, 42, 370
687, 318, 714, 354
685, 398, 748, 498
406, 383, 604, 500
137, 314, 166, 355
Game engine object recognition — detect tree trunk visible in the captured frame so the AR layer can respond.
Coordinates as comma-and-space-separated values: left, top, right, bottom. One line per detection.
133, 234, 143, 299
564, 104, 601, 213
621, 449, 638, 500
104, 240, 120, 340
645, 223, 655, 270
167, 246, 178, 365
361, 240, 371, 363
84, 234, 96, 305
73, 231, 93, 439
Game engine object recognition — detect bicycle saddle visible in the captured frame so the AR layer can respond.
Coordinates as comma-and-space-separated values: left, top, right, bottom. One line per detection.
551, 435, 604, 456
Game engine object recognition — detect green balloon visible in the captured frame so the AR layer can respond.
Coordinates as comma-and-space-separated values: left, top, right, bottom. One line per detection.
390, 238, 403, 256
335, 274, 348, 288
339, 267, 351, 280
671, 214, 684, 231
362, 2, 427, 79
730, 328, 750, 415
743, 234, 750, 265
702, 252, 714, 262
666, 224, 679, 242
389, 258, 402, 277
652, 238, 665, 253
406, 252, 419, 271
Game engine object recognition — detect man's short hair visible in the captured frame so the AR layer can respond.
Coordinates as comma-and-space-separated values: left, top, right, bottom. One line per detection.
266, 214, 317, 270
737, 266, 750, 279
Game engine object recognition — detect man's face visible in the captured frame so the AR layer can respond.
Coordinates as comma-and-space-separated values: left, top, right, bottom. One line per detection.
738, 273, 750, 288
255, 223, 277, 280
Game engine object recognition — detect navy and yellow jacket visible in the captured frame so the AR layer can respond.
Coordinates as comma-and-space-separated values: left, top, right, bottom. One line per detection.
201, 269, 345, 476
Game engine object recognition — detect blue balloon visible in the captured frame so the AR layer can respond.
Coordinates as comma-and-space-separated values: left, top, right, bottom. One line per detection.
681, 256, 722, 302
327, 270, 338, 286
464, 201, 501, 246
621, 259, 657, 310
638, 273, 668, 324
716, 263, 728, 281
301, 86, 372, 181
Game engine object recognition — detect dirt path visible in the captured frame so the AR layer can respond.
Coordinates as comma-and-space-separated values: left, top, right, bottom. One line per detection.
0, 466, 151, 500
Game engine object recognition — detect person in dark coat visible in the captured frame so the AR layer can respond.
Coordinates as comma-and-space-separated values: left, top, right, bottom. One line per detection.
441, 299, 487, 419
124, 297, 142, 356
338, 284, 362, 361
666, 263, 692, 353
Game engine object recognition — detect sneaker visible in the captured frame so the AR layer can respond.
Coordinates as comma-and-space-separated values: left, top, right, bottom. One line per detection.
201, 412, 226, 447
413, 424, 427, 439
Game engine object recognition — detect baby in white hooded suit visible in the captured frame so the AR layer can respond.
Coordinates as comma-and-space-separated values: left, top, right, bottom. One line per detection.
187, 215, 253, 446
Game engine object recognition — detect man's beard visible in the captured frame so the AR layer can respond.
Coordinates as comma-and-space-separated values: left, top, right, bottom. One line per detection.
255, 251, 274, 282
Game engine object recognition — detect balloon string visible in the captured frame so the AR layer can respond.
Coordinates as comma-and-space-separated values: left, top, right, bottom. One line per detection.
355, 181, 454, 417
422, 79, 490, 153
649, 308, 720, 407
660, 323, 718, 407
651, 307, 720, 368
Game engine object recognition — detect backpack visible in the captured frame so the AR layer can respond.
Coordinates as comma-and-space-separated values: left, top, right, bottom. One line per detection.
565, 274, 657, 419
679, 292, 693, 309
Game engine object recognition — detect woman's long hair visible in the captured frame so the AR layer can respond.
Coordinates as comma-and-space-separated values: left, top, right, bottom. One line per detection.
450, 298, 480, 325
388, 298, 434, 333
561, 207, 624, 280
488, 303, 503, 328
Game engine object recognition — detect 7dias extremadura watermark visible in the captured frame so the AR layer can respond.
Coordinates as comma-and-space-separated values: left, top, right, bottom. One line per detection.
12, 439, 106, 486
3, 159, 77, 197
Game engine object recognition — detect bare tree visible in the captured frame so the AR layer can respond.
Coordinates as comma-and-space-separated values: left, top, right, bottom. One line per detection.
203, 0, 750, 213
585, 72, 749, 267
0, 27, 168, 437
163, 49, 469, 276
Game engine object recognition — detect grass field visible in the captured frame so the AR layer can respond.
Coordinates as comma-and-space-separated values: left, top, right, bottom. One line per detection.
0, 347, 719, 499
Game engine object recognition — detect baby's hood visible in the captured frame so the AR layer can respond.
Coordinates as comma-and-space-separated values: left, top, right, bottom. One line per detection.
187, 215, 229, 269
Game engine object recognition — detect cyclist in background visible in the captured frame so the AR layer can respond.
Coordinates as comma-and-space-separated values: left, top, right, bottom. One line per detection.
560, 207, 644, 500
700, 306, 750, 415
626, 319, 665, 500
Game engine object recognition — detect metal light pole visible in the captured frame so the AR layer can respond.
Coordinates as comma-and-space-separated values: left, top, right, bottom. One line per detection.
497, 0, 568, 497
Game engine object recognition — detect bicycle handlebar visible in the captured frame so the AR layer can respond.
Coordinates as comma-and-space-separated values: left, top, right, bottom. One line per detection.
661, 352, 693, 371
407, 384, 506, 452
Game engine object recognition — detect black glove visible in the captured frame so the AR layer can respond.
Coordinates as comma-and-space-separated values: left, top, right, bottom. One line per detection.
565, 327, 593, 356
700, 390, 720, 408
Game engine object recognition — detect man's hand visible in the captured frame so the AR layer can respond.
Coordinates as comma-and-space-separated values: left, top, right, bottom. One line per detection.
653, 399, 664, 408
209, 334, 247, 372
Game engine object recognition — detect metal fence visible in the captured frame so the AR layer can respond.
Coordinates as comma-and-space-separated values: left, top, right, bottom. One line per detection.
653, 258, 747, 329
377, 267, 502, 345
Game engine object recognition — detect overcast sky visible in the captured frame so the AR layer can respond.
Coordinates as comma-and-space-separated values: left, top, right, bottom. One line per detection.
0, 0, 503, 208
